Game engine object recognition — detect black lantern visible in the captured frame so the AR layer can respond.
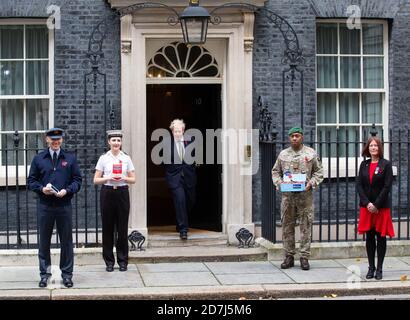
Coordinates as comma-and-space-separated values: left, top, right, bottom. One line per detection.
179, 0, 210, 45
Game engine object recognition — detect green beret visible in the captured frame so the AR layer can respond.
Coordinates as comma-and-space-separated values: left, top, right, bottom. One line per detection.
288, 127, 303, 136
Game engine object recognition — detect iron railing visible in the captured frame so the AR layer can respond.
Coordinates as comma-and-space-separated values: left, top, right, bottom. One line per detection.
261, 126, 410, 243
0, 131, 105, 249
1, 128, 409, 249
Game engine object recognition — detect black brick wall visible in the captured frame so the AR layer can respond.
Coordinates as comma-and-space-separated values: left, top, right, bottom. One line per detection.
252, 0, 410, 223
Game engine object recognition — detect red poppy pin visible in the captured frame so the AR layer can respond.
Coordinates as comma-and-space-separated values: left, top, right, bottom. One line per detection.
304, 156, 308, 162
62, 161, 68, 167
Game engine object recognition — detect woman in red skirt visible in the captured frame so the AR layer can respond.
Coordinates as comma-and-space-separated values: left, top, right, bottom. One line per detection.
357, 136, 394, 280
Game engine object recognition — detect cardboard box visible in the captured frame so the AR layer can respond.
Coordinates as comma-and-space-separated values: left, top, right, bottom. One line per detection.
280, 173, 306, 192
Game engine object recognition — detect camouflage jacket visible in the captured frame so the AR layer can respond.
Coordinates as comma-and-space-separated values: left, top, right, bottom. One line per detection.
271, 145, 324, 189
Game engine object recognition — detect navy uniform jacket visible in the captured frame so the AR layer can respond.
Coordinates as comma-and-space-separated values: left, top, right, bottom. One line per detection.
28, 149, 82, 206
163, 136, 197, 189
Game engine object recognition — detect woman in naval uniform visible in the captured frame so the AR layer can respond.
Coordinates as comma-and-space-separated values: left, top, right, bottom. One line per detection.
94, 130, 135, 272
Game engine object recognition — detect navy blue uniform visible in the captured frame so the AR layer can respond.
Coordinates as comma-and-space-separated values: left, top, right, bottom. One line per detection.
28, 149, 82, 280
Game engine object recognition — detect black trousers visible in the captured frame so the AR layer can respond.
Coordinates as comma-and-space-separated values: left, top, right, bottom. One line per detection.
38, 203, 73, 279
100, 187, 130, 267
170, 177, 196, 233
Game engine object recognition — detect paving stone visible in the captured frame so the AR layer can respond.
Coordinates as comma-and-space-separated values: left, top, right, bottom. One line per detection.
398, 257, 410, 266
337, 257, 410, 278
141, 272, 219, 287
215, 273, 295, 285
0, 266, 39, 282
76, 264, 138, 273
281, 268, 356, 283
205, 261, 280, 274
69, 270, 144, 289
270, 259, 342, 269
138, 263, 208, 273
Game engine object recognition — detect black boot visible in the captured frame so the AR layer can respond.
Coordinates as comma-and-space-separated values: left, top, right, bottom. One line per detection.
280, 255, 294, 269
366, 267, 375, 279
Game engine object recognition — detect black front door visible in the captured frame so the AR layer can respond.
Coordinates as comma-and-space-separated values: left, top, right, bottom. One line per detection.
147, 84, 222, 231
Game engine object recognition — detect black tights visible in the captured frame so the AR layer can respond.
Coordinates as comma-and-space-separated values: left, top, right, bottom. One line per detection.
366, 229, 387, 271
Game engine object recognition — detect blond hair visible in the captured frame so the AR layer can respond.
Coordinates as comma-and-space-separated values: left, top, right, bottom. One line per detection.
169, 119, 185, 131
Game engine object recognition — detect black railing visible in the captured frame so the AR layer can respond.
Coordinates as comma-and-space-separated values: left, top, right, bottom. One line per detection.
261, 127, 410, 243
1, 128, 410, 249
0, 131, 106, 250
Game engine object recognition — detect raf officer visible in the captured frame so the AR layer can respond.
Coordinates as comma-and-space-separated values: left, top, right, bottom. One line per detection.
28, 128, 82, 288
271, 127, 323, 270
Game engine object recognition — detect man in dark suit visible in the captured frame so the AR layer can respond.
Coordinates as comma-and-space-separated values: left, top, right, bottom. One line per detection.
164, 119, 197, 240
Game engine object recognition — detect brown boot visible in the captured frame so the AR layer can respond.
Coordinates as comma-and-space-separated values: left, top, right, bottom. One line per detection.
280, 255, 294, 269
300, 257, 310, 270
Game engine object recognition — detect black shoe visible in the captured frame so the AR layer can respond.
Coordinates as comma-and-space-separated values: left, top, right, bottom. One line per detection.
119, 265, 128, 272
375, 269, 383, 280
38, 278, 48, 288
280, 255, 294, 269
300, 257, 310, 271
180, 232, 188, 240
62, 278, 73, 288
366, 267, 375, 279
106, 265, 114, 272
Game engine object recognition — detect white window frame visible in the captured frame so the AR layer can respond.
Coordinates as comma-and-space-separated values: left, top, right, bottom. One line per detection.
0, 19, 54, 185
315, 19, 389, 178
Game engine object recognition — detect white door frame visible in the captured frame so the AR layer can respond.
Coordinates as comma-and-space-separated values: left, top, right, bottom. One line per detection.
120, 12, 256, 245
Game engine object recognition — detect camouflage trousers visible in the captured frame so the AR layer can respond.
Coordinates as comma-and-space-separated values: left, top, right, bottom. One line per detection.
281, 191, 314, 259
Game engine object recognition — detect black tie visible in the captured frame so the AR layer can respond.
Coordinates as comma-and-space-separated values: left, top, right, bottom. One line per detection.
53, 152, 57, 168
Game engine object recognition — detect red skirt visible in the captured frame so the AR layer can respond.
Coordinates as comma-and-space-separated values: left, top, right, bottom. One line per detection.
358, 207, 395, 238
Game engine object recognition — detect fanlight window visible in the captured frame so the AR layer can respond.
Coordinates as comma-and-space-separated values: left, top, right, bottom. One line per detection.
147, 42, 220, 78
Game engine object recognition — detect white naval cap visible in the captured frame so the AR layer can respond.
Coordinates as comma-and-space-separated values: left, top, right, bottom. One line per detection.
107, 129, 123, 139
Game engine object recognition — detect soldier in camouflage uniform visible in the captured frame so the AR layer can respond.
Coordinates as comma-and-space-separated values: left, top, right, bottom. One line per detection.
272, 127, 323, 270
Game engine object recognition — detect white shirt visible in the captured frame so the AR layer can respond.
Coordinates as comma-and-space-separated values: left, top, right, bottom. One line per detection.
175, 137, 185, 160
95, 150, 135, 187
49, 148, 60, 159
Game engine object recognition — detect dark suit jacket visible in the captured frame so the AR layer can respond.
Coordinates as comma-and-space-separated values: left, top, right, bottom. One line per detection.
356, 158, 393, 209
164, 135, 197, 189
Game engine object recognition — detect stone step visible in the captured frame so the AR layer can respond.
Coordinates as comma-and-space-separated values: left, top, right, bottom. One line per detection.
148, 231, 229, 248
128, 246, 267, 263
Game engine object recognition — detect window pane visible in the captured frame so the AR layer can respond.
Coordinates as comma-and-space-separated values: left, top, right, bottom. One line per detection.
317, 56, 338, 88
0, 99, 24, 131
340, 57, 360, 88
362, 126, 384, 142
0, 25, 23, 59
27, 133, 45, 162
317, 23, 338, 54
340, 24, 360, 54
317, 93, 336, 123
363, 24, 383, 55
362, 93, 382, 124
339, 93, 359, 123
317, 126, 337, 158
26, 26, 48, 59
363, 57, 383, 88
27, 99, 49, 130
1, 133, 24, 166
339, 126, 360, 157
26, 61, 49, 95
0, 61, 24, 95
